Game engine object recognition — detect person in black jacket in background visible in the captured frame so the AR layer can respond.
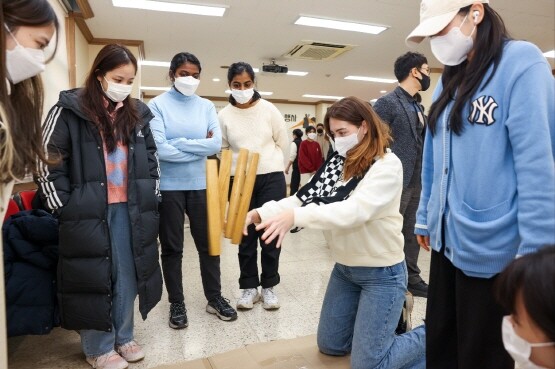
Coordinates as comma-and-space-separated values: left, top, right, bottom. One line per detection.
373, 52, 430, 299
36, 44, 162, 369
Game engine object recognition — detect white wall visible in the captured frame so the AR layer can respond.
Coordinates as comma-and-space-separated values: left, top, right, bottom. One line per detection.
75, 25, 90, 87
41, 0, 70, 115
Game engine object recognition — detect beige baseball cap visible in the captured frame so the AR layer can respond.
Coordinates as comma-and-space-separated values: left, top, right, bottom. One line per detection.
406, 0, 489, 46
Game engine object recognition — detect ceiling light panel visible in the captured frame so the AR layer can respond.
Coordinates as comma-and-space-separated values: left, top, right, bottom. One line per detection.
112, 0, 227, 16
141, 86, 171, 91
225, 89, 273, 96
295, 16, 387, 35
140, 60, 171, 67
543, 49, 555, 58
287, 71, 309, 76
303, 94, 343, 100
345, 76, 397, 83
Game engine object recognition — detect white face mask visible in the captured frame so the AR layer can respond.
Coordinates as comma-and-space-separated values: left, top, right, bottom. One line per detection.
430, 14, 476, 66
5, 24, 46, 84
103, 77, 133, 103
502, 316, 555, 369
307, 132, 317, 140
174, 76, 200, 96
334, 128, 360, 158
231, 88, 255, 104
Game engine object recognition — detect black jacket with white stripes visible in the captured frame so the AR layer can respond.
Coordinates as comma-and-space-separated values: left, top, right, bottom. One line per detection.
36, 88, 163, 331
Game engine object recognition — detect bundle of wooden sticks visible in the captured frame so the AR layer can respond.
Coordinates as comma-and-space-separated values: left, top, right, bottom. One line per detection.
206, 149, 259, 256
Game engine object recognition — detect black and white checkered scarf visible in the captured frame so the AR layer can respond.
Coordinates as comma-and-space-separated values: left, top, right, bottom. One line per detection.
295, 153, 365, 208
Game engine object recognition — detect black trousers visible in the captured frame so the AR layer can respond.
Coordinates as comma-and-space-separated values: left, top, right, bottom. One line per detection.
159, 190, 221, 303
425, 249, 514, 369
399, 184, 423, 285
289, 162, 301, 195
234, 172, 286, 289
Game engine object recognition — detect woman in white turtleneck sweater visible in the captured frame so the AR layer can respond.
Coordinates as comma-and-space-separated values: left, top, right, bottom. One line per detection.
218, 62, 288, 312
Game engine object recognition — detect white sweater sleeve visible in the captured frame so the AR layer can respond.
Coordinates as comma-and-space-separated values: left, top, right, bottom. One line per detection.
269, 104, 289, 165
289, 142, 297, 161
257, 195, 303, 221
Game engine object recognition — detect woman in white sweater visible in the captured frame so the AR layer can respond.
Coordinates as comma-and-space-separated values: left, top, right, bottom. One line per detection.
244, 97, 426, 369
218, 62, 288, 310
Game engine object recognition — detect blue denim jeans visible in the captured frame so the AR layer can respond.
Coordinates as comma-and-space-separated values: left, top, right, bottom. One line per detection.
317, 262, 426, 369
81, 203, 138, 357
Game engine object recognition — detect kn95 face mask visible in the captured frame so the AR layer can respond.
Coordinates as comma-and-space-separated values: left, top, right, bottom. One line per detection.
103, 77, 133, 102
174, 76, 200, 96
231, 88, 255, 104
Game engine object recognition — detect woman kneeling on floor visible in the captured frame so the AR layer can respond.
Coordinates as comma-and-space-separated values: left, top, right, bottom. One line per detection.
244, 96, 426, 369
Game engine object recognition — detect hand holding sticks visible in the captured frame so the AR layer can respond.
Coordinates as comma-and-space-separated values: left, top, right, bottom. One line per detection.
206, 149, 259, 255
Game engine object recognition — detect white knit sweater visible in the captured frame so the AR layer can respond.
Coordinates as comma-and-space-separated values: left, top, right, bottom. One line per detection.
257, 152, 405, 267
218, 99, 289, 175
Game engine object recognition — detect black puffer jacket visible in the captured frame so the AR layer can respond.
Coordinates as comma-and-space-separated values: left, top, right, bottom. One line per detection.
3, 210, 59, 337
36, 89, 162, 331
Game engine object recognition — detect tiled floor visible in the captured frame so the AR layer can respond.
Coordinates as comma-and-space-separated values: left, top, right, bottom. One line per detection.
7, 227, 430, 368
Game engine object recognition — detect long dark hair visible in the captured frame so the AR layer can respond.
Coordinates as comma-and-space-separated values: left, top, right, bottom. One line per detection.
495, 246, 555, 341
428, 4, 510, 135
227, 62, 261, 106
80, 44, 139, 153
0, 0, 59, 182
324, 97, 392, 181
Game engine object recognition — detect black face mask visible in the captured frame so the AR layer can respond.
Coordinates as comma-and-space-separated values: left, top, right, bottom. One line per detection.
317, 129, 324, 134
416, 73, 430, 92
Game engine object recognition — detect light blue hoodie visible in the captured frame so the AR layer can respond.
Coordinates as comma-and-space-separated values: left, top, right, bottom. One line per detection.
415, 40, 555, 278
148, 88, 222, 191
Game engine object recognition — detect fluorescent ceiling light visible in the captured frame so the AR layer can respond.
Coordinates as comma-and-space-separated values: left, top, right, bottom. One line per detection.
345, 76, 397, 83
212, 78, 220, 82
225, 89, 273, 96
140, 60, 170, 67
140, 86, 170, 91
295, 16, 387, 35
370, 99, 378, 103
287, 71, 309, 76
303, 94, 343, 100
380, 90, 387, 93
112, 0, 227, 16
253, 68, 260, 73
543, 49, 555, 58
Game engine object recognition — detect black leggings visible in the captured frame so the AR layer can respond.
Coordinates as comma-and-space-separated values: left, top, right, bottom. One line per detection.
232, 171, 286, 289
425, 248, 513, 369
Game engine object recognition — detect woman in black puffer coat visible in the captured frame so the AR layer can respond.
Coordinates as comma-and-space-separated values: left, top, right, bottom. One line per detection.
36, 44, 162, 368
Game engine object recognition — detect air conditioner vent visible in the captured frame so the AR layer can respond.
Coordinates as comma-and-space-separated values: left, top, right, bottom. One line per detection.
283, 41, 356, 61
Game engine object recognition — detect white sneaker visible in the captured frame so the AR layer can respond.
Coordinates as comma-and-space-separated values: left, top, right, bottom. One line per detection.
236, 288, 260, 310
261, 287, 280, 310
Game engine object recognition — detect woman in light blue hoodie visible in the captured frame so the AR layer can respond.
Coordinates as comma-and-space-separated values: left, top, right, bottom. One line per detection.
148, 52, 237, 330
406, 1, 555, 369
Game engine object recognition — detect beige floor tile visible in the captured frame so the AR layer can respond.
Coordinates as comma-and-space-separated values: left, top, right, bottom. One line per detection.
7, 226, 430, 368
